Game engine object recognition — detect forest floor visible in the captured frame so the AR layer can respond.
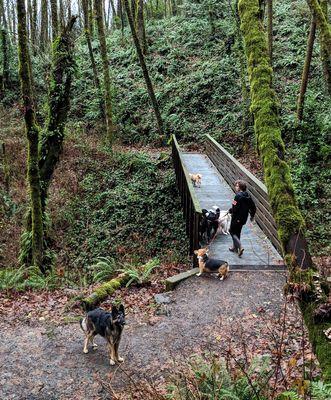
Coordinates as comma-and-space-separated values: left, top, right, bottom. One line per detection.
0, 271, 321, 400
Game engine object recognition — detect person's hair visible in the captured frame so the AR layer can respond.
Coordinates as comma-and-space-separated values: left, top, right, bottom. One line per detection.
235, 180, 247, 191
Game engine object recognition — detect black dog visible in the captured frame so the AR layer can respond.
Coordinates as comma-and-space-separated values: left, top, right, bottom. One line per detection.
80, 305, 125, 365
200, 207, 220, 243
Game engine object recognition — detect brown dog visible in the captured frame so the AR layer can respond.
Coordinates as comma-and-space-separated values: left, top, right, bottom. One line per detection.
194, 248, 229, 280
189, 173, 202, 187
80, 305, 125, 365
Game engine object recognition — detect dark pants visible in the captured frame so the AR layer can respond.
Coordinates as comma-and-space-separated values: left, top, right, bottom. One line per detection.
229, 221, 243, 251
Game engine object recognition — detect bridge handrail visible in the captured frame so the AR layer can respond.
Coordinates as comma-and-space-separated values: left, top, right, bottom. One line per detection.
172, 135, 202, 261
205, 134, 282, 255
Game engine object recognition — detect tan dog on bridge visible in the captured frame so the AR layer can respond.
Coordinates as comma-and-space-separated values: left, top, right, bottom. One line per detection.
189, 173, 202, 187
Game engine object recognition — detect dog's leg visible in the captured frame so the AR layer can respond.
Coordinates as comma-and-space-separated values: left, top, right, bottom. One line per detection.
83, 332, 94, 354
196, 264, 203, 277
114, 342, 124, 363
91, 335, 98, 349
109, 343, 116, 365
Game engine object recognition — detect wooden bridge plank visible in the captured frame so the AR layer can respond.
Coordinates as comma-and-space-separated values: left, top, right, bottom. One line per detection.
180, 153, 284, 269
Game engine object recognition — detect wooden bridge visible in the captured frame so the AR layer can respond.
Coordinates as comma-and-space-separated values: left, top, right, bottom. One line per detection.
172, 135, 285, 271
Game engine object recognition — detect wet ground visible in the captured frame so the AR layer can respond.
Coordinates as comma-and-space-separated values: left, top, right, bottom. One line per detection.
0, 272, 319, 399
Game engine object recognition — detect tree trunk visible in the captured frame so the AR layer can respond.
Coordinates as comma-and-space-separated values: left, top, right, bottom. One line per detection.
82, 0, 103, 111
0, 0, 7, 29
267, 0, 272, 65
39, 16, 77, 210
59, 0, 65, 28
67, 0, 72, 21
88, 0, 94, 36
40, 0, 49, 49
297, 17, 316, 122
307, 0, 331, 56
131, 0, 137, 25
319, 0, 331, 94
17, 0, 44, 272
137, 0, 147, 55
31, 0, 37, 49
11, 0, 16, 44
117, 0, 125, 34
238, 0, 312, 269
1, 28, 9, 91
94, 0, 115, 142
50, 0, 59, 40
123, 0, 164, 141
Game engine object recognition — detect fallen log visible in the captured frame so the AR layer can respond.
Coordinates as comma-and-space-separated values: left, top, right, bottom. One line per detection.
81, 273, 130, 311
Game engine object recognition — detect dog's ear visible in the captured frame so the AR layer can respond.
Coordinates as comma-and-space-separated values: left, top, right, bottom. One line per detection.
202, 209, 208, 214
119, 304, 125, 316
112, 305, 118, 318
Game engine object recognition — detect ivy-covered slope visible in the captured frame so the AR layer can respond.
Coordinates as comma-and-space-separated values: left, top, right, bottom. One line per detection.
69, 0, 330, 254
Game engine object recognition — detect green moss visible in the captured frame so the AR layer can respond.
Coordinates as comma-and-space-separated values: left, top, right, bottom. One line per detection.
81, 274, 129, 311
238, 0, 305, 257
307, 0, 331, 56
300, 301, 331, 382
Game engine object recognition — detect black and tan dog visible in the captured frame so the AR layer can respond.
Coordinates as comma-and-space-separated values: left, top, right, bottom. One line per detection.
194, 248, 229, 280
80, 305, 125, 365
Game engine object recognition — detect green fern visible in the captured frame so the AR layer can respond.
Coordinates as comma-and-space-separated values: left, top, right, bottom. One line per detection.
0, 266, 26, 290
118, 258, 160, 287
311, 381, 331, 399
90, 257, 116, 283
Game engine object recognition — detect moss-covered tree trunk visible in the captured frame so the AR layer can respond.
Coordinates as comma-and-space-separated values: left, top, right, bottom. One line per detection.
50, 0, 59, 41
307, 0, 331, 56
17, 0, 44, 272
94, 0, 115, 143
297, 17, 316, 122
320, 0, 331, 94
267, 0, 272, 65
238, 0, 312, 269
81, 273, 130, 311
39, 16, 77, 210
20, 17, 77, 269
123, 0, 164, 141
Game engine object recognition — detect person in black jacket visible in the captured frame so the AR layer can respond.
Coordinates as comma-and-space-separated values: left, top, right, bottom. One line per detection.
229, 180, 256, 257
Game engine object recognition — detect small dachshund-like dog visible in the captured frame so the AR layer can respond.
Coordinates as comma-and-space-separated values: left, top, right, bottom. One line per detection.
194, 248, 229, 280
200, 207, 220, 243
189, 173, 202, 187
80, 305, 125, 365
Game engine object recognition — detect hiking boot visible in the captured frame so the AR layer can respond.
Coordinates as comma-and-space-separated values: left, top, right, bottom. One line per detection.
229, 247, 236, 253
238, 248, 244, 257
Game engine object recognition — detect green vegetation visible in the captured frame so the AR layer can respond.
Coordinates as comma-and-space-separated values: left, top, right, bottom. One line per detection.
165, 355, 331, 399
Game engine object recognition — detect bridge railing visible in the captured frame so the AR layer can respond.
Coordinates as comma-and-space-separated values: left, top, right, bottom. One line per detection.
172, 135, 202, 265
205, 135, 282, 255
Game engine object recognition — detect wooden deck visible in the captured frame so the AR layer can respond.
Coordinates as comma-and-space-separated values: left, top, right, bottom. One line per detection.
181, 153, 285, 270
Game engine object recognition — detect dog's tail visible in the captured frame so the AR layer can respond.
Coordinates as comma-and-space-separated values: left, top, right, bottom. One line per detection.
80, 317, 87, 333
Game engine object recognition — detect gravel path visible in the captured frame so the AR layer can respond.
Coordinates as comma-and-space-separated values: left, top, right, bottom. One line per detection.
0, 272, 319, 399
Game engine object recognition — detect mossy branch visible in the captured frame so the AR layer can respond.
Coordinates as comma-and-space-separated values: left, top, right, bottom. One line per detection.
81, 273, 130, 311
307, 0, 331, 57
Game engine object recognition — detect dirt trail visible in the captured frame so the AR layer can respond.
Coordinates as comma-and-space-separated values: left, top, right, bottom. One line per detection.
0, 272, 319, 399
